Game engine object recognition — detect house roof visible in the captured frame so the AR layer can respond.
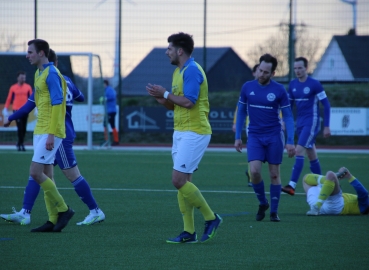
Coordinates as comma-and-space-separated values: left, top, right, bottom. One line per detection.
121, 47, 252, 96
334, 35, 369, 79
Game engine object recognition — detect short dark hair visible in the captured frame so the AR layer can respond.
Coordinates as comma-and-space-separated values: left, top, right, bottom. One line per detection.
27, 39, 50, 57
295, 57, 308, 67
103, 80, 109, 86
167, 32, 194, 55
17, 71, 26, 77
259, 53, 278, 72
48, 49, 57, 63
252, 64, 259, 73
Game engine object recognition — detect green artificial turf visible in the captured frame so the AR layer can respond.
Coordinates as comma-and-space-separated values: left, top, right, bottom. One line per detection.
0, 150, 368, 269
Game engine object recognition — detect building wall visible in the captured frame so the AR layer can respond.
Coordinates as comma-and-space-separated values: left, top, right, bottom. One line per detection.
313, 40, 354, 81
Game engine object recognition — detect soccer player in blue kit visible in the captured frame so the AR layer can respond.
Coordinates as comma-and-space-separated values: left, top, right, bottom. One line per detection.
1, 49, 105, 228
282, 57, 331, 196
235, 54, 296, 222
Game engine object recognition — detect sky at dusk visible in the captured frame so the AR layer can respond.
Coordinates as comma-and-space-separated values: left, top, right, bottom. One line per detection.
1, 0, 368, 80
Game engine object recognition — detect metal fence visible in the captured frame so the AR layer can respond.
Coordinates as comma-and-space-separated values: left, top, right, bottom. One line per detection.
1, 0, 368, 86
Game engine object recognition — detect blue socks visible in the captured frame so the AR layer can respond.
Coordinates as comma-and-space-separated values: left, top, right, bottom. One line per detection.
290, 156, 304, 184
309, 159, 321, 174
22, 177, 41, 212
21, 176, 99, 212
252, 182, 281, 213
252, 181, 268, 205
72, 176, 98, 210
270, 184, 281, 213
289, 157, 321, 189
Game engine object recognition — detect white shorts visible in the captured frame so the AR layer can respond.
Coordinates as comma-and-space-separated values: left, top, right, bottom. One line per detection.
307, 186, 344, 215
172, 131, 211, 173
32, 134, 63, 164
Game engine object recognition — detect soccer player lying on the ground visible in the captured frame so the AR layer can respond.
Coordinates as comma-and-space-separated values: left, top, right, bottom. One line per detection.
0, 49, 105, 227
304, 167, 369, 216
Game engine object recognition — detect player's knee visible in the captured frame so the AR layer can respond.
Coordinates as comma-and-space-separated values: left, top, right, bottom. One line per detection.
172, 173, 188, 189
29, 171, 42, 182
325, 171, 337, 182
250, 171, 261, 181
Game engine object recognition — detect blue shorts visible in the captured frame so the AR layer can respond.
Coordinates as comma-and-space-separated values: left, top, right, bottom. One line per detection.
247, 131, 285, 164
54, 139, 77, 170
296, 125, 320, 149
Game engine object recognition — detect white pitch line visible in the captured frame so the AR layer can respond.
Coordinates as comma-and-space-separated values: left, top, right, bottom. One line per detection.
1, 145, 368, 153
0, 185, 306, 195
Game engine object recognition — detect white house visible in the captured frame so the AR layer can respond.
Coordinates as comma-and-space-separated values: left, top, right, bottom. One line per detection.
313, 35, 369, 81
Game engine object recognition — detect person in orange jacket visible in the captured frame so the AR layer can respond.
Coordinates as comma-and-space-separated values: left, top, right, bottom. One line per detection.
3, 71, 33, 151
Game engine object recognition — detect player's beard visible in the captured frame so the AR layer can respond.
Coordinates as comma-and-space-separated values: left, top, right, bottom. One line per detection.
170, 54, 179, 66
258, 76, 270, 85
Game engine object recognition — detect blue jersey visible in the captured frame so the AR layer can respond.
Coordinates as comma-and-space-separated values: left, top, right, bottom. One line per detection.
105, 86, 117, 113
239, 80, 290, 136
64, 75, 85, 141
288, 76, 327, 128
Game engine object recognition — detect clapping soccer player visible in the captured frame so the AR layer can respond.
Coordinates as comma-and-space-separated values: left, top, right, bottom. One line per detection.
1, 49, 105, 227
235, 53, 296, 222
282, 57, 331, 196
146, 32, 222, 243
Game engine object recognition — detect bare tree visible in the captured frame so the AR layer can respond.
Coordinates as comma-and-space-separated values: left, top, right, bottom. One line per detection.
247, 23, 320, 77
0, 29, 18, 52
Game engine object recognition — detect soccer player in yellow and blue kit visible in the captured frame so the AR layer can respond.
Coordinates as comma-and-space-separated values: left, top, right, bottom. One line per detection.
1, 49, 104, 227
146, 32, 222, 244
304, 167, 369, 216
25, 39, 74, 232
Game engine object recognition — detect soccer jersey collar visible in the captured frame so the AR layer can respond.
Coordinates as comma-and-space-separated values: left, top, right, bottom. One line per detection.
180, 57, 194, 72
38, 62, 54, 74
43, 62, 54, 69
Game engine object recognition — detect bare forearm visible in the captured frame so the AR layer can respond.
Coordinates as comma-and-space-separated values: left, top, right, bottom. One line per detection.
166, 93, 193, 109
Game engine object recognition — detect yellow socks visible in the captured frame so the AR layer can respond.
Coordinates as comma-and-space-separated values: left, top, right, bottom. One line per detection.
316, 178, 335, 208
44, 194, 58, 224
177, 191, 195, 234
40, 178, 68, 212
179, 182, 215, 221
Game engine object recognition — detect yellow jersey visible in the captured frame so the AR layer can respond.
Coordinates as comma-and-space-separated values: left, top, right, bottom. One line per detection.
171, 61, 211, 135
34, 63, 67, 138
340, 193, 361, 215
